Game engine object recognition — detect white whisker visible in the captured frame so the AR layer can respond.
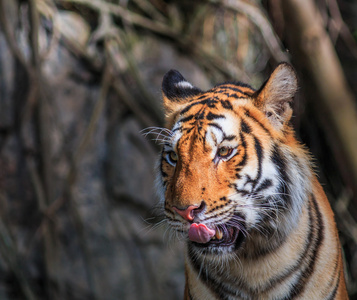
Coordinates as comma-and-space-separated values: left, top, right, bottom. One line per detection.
141, 127, 174, 145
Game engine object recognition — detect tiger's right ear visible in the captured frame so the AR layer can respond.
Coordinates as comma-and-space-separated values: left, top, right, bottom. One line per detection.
162, 70, 202, 116
253, 63, 298, 130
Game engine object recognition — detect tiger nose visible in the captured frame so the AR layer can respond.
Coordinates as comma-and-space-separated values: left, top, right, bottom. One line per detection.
173, 201, 206, 221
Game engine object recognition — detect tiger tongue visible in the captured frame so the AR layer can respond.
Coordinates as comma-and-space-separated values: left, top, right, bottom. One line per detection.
188, 223, 216, 244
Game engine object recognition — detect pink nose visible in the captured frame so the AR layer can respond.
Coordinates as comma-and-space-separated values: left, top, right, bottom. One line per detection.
173, 205, 200, 221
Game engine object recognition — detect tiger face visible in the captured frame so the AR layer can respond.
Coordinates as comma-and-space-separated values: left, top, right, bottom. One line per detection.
157, 64, 311, 258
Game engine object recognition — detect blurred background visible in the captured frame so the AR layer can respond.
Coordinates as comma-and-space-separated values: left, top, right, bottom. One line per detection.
0, 0, 356, 299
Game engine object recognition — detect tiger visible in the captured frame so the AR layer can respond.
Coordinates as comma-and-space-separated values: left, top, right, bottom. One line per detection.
155, 63, 348, 300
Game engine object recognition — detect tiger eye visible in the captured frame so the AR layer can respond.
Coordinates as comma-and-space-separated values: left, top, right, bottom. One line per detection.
169, 151, 178, 162
218, 147, 232, 158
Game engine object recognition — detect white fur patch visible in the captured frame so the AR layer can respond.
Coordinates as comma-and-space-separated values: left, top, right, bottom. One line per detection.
175, 81, 194, 89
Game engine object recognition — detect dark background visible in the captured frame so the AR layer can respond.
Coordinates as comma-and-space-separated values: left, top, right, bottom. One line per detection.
0, 0, 356, 299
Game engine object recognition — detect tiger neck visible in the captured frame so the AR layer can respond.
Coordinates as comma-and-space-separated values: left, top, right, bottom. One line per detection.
185, 194, 314, 297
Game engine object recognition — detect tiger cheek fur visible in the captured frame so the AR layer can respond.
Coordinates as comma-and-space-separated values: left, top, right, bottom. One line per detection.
157, 64, 348, 299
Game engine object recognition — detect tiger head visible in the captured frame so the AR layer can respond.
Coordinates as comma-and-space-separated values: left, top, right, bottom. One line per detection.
156, 63, 312, 258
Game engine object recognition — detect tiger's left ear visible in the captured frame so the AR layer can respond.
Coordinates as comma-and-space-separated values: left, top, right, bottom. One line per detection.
253, 63, 298, 129
162, 70, 202, 116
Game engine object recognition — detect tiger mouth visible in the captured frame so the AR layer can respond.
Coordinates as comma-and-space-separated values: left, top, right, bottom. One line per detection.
190, 224, 244, 248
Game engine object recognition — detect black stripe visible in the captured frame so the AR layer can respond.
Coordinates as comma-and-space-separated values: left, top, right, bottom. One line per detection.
185, 127, 194, 134
221, 100, 233, 110
196, 110, 205, 120
243, 136, 263, 191
207, 101, 217, 108
206, 112, 225, 120
160, 151, 168, 178
223, 135, 236, 141
254, 178, 272, 193
180, 114, 195, 123
223, 92, 240, 99
326, 272, 340, 300
160, 169, 168, 178
216, 81, 255, 91
237, 132, 247, 167
233, 188, 250, 196
180, 99, 218, 115
243, 108, 272, 136
207, 123, 224, 134
197, 94, 208, 100
172, 126, 181, 133
252, 136, 263, 189
207, 123, 237, 144
325, 235, 342, 300
228, 87, 252, 97
240, 120, 251, 134
284, 195, 325, 299
271, 145, 291, 208
215, 85, 252, 97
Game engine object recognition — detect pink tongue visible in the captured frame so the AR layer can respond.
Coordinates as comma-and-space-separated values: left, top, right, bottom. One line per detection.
188, 223, 216, 244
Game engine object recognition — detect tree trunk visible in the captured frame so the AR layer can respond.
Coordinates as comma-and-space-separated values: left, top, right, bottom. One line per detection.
282, 0, 357, 198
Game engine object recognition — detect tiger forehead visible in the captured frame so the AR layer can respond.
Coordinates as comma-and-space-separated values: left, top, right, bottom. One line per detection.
211, 82, 255, 97
172, 106, 241, 150
177, 84, 254, 116
169, 83, 255, 147
197, 83, 255, 101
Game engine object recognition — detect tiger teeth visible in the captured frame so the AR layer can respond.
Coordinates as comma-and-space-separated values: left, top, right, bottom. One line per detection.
215, 228, 223, 240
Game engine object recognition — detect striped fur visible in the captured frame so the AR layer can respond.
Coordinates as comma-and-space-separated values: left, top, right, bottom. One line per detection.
156, 64, 348, 299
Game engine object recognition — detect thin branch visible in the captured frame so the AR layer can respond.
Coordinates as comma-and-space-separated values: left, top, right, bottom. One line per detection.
28, 1, 62, 298
62, 0, 177, 37
326, 0, 357, 58
111, 77, 157, 128
0, 195, 38, 300
35, 0, 62, 62
209, 0, 289, 62
334, 192, 357, 245
74, 67, 111, 163
0, 0, 32, 74
130, 0, 167, 23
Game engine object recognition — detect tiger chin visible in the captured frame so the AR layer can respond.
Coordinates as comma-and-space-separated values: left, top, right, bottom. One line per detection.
156, 63, 348, 300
